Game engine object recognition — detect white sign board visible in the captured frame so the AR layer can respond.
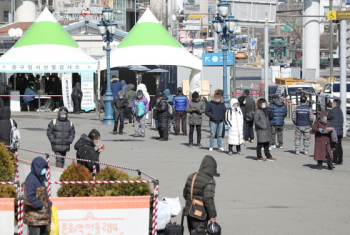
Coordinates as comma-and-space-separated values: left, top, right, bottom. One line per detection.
0, 198, 14, 234
61, 74, 74, 112
81, 72, 95, 111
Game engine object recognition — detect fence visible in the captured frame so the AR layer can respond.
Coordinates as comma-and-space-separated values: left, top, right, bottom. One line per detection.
1, 146, 160, 235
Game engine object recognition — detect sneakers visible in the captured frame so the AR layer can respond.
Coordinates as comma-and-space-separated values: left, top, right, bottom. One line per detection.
258, 158, 266, 161
267, 157, 277, 161
244, 140, 250, 143
236, 152, 244, 156
218, 148, 225, 152
296, 149, 300, 155
277, 145, 283, 149
197, 144, 203, 148
304, 149, 308, 155
209, 148, 213, 152
189, 143, 193, 148
271, 145, 277, 149
228, 151, 233, 155
250, 140, 254, 143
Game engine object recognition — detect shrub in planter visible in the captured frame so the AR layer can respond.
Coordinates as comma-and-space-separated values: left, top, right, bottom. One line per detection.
57, 162, 94, 197
91, 167, 151, 197
0, 142, 16, 198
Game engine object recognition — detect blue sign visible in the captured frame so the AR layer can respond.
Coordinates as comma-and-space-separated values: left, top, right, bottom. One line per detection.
202, 53, 234, 66
208, 6, 213, 23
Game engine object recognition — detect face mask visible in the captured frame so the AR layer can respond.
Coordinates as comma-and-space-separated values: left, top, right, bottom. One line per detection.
119, 96, 123, 99
41, 168, 46, 176
95, 140, 100, 147
30, 87, 34, 90
321, 118, 327, 124
60, 114, 66, 119
243, 101, 246, 104
233, 103, 238, 108
137, 95, 142, 99
215, 99, 221, 103
261, 103, 266, 108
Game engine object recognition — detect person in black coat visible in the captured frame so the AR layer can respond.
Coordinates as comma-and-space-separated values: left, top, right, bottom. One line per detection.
74, 129, 105, 173
0, 106, 17, 150
242, 89, 255, 142
112, 90, 128, 135
71, 82, 83, 114
154, 94, 169, 141
46, 107, 75, 168
49, 75, 62, 110
328, 99, 344, 164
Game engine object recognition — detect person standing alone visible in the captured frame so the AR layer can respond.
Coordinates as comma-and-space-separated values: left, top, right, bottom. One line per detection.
225, 98, 244, 155
71, 82, 83, 114
112, 91, 128, 135
47, 107, 75, 168
328, 99, 344, 165
268, 95, 287, 148
186, 91, 205, 148
173, 87, 189, 135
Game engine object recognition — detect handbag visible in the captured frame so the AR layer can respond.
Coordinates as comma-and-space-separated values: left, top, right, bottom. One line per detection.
188, 173, 207, 220
245, 110, 254, 122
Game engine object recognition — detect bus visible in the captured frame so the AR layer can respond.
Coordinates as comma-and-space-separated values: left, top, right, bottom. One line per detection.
192, 39, 207, 58
205, 37, 215, 52
180, 38, 193, 52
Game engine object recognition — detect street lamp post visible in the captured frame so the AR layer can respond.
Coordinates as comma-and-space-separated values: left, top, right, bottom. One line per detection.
98, 5, 117, 125
212, 0, 237, 136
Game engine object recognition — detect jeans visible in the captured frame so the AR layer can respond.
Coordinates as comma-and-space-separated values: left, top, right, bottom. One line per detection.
210, 121, 223, 148
333, 136, 343, 164
54, 151, 66, 168
175, 111, 187, 134
294, 126, 310, 150
244, 121, 254, 141
28, 225, 47, 235
189, 125, 201, 144
187, 216, 208, 235
229, 144, 241, 153
270, 125, 284, 146
257, 142, 272, 159
168, 117, 175, 134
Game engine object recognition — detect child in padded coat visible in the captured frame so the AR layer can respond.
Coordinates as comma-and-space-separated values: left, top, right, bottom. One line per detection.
225, 98, 244, 155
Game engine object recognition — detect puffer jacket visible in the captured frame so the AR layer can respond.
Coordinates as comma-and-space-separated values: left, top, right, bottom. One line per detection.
74, 134, 101, 172
47, 108, 75, 152
24, 157, 51, 226
23, 87, 37, 103
110, 78, 121, 98
163, 89, 174, 105
245, 96, 255, 115
173, 93, 188, 111
268, 99, 287, 126
225, 99, 244, 145
126, 84, 136, 108
120, 80, 128, 95
155, 96, 169, 128
205, 100, 226, 124
71, 82, 83, 98
183, 155, 217, 219
137, 84, 151, 118
132, 94, 149, 115
186, 99, 206, 125
112, 96, 128, 120
254, 107, 271, 143
0, 106, 17, 146
328, 106, 344, 136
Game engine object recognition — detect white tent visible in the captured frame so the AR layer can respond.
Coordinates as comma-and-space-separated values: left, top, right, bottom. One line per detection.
99, 8, 202, 93
0, 8, 97, 73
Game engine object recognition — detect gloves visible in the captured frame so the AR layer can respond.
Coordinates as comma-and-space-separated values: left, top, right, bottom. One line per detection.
318, 128, 323, 132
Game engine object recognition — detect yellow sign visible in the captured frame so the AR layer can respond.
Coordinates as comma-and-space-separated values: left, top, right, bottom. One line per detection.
337, 11, 350, 20
327, 11, 337, 20
189, 15, 203, 19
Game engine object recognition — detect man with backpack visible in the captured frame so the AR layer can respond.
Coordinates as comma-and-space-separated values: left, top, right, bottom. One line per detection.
0, 106, 20, 151
154, 93, 170, 141
132, 90, 149, 137
47, 106, 75, 168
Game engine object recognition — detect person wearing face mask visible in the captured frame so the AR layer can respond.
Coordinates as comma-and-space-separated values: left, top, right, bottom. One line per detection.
173, 87, 189, 136
112, 90, 129, 135
292, 96, 314, 155
47, 106, 76, 168
328, 99, 344, 165
154, 93, 169, 141
24, 157, 52, 235
23, 81, 38, 111
241, 89, 255, 143
225, 98, 244, 155
254, 98, 276, 161
132, 90, 149, 137
75, 129, 105, 173
312, 110, 334, 170
186, 92, 206, 148
268, 95, 287, 149
205, 93, 226, 152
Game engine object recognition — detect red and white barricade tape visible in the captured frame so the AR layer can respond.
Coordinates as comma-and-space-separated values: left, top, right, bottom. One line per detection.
152, 184, 159, 235
0, 182, 16, 185
49, 180, 152, 185
45, 154, 51, 197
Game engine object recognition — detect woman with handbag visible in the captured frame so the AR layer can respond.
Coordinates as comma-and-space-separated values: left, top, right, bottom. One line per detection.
183, 155, 219, 235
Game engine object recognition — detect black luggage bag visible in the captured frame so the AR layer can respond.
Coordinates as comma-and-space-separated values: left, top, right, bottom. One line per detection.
164, 207, 185, 235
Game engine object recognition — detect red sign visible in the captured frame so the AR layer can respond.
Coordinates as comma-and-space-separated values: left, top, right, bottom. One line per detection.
81, 9, 91, 17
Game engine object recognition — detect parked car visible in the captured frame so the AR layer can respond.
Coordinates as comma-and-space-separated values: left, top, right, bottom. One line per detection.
319, 82, 350, 112
236, 51, 247, 59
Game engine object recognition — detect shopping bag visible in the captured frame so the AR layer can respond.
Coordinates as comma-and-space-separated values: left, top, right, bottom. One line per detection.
162, 197, 182, 216
207, 222, 221, 235
47, 206, 59, 235
157, 201, 172, 230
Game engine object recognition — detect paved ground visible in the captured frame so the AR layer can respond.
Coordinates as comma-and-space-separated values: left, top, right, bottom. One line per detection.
12, 111, 350, 235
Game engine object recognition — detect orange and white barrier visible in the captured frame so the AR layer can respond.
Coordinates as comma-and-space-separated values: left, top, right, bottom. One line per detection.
0, 198, 15, 234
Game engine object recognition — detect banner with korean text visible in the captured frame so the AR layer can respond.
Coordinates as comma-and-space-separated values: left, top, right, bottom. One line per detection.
61, 73, 74, 112
0, 198, 14, 234
81, 72, 95, 112
50, 196, 150, 234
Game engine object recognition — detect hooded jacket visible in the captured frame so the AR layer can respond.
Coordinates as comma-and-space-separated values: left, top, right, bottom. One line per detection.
186, 99, 206, 125
328, 106, 344, 136
254, 107, 271, 143
155, 95, 169, 128
72, 82, 83, 98
205, 100, 226, 124
47, 107, 75, 152
183, 155, 217, 219
24, 157, 51, 226
268, 99, 287, 126
110, 78, 121, 98
126, 84, 136, 108
225, 99, 244, 145
132, 92, 149, 115
74, 134, 100, 172
173, 92, 188, 111
112, 95, 128, 120
120, 80, 128, 96
23, 85, 37, 103
137, 84, 150, 118
163, 89, 174, 105
0, 107, 17, 146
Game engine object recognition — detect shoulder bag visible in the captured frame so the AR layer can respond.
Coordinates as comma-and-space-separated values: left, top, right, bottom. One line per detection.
188, 173, 207, 220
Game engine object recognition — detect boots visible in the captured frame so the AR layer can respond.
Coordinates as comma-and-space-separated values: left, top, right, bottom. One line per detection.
317, 161, 323, 170
326, 156, 334, 170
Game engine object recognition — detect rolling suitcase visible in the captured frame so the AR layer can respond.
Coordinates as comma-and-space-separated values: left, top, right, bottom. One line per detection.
164, 207, 185, 235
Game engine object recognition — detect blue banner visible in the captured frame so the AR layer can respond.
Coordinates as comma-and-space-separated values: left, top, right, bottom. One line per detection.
202, 53, 234, 66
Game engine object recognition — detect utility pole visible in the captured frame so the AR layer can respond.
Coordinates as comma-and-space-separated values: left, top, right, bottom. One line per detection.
340, 2, 347, 137
329, 0, 334, 78
214, 0, 218, 52
170, 0, 173, 36
264, 12, 269, 100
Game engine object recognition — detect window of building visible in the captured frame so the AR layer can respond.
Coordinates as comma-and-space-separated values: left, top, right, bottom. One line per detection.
4, 11, 9, 21
324, 6, 329, 16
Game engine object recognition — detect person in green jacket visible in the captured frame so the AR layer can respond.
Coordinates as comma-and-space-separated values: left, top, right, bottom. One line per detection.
126, 84, 136, 125
186, 92, 206, 148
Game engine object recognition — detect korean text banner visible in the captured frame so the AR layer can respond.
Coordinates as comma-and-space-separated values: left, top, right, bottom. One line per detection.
81, 72, 95, 112
61, 73, 73, 112
0, 63, 96, 73
50, 196, 150, 234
